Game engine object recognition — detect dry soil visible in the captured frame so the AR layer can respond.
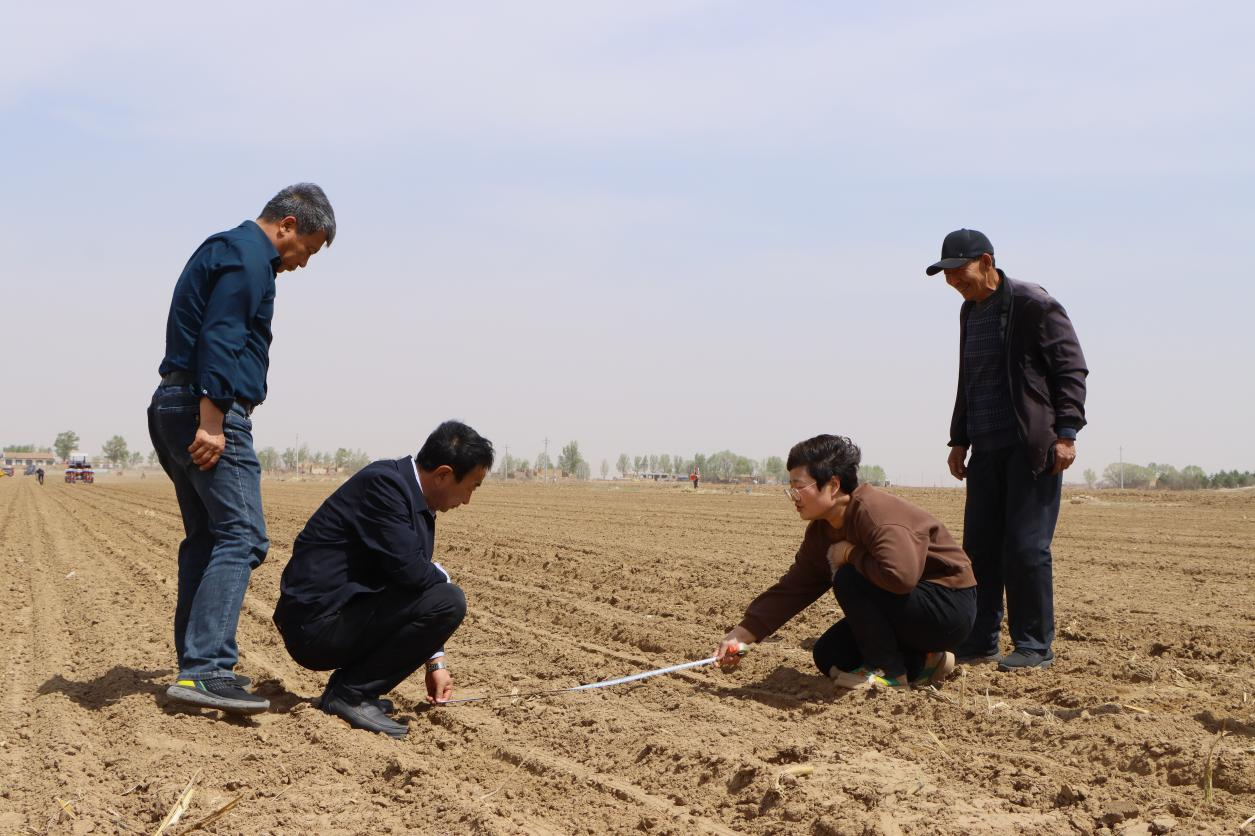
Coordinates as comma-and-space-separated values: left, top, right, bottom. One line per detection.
1, 476, 1252, 834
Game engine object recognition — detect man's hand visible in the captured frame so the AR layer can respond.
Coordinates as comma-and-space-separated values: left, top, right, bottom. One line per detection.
426, 666, 453, 703
713, 626, 755, 669
947, 445, 968, 481
1051, 438, 1076, 475
826, 540, 854, 574
188, 398, 226, 471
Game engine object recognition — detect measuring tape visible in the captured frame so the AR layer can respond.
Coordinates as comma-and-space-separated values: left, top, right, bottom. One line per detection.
441, 643, 749, 705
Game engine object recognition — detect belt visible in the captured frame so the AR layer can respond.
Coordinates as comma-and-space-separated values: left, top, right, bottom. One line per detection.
160, 371, 255, 416
160, 370, 194, 385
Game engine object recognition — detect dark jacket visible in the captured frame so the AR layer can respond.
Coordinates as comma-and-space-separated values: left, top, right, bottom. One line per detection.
950, 271, 1088, 475
275, 456, 447, 624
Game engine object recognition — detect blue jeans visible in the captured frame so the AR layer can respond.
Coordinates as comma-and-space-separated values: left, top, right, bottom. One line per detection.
147, 384, 268, 681
959, 443, 1061, 656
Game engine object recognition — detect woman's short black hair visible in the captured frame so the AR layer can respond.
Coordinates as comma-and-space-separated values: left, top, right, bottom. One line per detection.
416, 420, 494, 481
786, 434, 860, 493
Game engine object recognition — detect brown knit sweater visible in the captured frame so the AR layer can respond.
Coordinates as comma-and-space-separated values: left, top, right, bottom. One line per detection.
739, 485, 975, 641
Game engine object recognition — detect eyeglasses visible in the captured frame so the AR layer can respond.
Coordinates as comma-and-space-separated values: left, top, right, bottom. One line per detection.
784, 481, 816, 500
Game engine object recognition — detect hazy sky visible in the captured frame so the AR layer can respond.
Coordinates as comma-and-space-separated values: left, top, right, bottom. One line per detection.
3, 2, 1252, 485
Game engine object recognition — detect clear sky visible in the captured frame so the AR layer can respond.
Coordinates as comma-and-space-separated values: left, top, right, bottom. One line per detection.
2, 2, 1252, 485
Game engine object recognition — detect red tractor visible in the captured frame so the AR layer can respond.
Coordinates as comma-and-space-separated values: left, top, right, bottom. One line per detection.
65, 457, 95, 484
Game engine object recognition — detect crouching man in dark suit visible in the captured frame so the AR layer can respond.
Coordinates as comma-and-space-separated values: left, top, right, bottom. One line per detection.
273, 420, 492, 737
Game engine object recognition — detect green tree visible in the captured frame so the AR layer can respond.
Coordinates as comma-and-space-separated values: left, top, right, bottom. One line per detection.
600, 459, 609, 479
1179, 465, 1207, 489
763, 455, 787, 482
535, 451, 553, 471
1102, 462, 1153, 489
4, 444, 36, 452
344, 449, 372, 474
705, 450, 738, 481
128, 451, 143, 467
558, 441, 584, 475
658, 454, 672, 475
259, 447, 280, 472
1083, 468, 1096, 489
575, 461, 591, 480
102, 435, 129, 468
54, 431, 80, 462
282, 447, 299, 471
858, 464, 888, 486
147, 450, 160, 467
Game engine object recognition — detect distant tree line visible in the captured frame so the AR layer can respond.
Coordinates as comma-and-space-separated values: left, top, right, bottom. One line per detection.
1084, 462, 1255, 490
258, 445, 373, 475
498, 441, 590, 479
44, 430, 375, 476
606, 452, 888, 485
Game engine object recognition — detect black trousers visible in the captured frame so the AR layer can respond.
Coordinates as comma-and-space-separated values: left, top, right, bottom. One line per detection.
812, 564, 976, 680
960, 443, 1061, 656
275, 583, 466, 702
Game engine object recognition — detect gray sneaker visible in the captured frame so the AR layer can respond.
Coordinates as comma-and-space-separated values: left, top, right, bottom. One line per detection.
166, 678, 270, 714
997, 648, 1053, 671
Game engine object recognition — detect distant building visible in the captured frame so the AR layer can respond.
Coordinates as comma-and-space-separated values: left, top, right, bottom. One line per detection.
2, 450, 57, 467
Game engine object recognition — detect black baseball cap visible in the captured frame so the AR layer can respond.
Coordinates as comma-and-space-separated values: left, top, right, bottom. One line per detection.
925, 229, 994, 275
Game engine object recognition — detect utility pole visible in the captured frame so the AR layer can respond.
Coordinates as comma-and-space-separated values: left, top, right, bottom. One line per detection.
501, 443, 509, 476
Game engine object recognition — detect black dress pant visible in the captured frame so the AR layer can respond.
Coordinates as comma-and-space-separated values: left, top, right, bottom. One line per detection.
275, 583, 466, 702
812, 564, 975, 680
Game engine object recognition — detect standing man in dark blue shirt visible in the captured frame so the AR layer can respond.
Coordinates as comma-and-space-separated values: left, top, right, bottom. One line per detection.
927, 229, 1087, 672
149, 183, 335, 714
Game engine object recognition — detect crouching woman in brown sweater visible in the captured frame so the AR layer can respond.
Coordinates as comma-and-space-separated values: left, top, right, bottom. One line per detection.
715, 434, 977, 689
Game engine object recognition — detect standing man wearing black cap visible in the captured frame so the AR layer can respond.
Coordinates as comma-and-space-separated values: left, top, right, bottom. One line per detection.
926, 230, 1087, 671
149, 183, 336, 713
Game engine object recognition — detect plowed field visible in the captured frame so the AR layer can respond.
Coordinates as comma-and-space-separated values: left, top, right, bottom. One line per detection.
1, 476, 1252, 834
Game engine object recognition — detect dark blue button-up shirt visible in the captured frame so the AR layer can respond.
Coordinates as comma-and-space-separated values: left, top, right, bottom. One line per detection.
158, 220, 281, 413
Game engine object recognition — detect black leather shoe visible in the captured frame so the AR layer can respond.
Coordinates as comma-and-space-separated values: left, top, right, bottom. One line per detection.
313, 693, 395, 715
321, 690, 407, 738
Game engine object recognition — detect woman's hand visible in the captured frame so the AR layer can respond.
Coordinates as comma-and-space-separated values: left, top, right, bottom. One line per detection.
714, 626, 755, 669
826, 540, 854, 573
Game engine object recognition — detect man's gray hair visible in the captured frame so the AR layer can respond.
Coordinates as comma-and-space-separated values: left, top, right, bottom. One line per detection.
259, 183, 336, 245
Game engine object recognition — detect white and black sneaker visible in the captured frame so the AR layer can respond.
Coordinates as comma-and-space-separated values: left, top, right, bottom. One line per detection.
166, 677, 270, 714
